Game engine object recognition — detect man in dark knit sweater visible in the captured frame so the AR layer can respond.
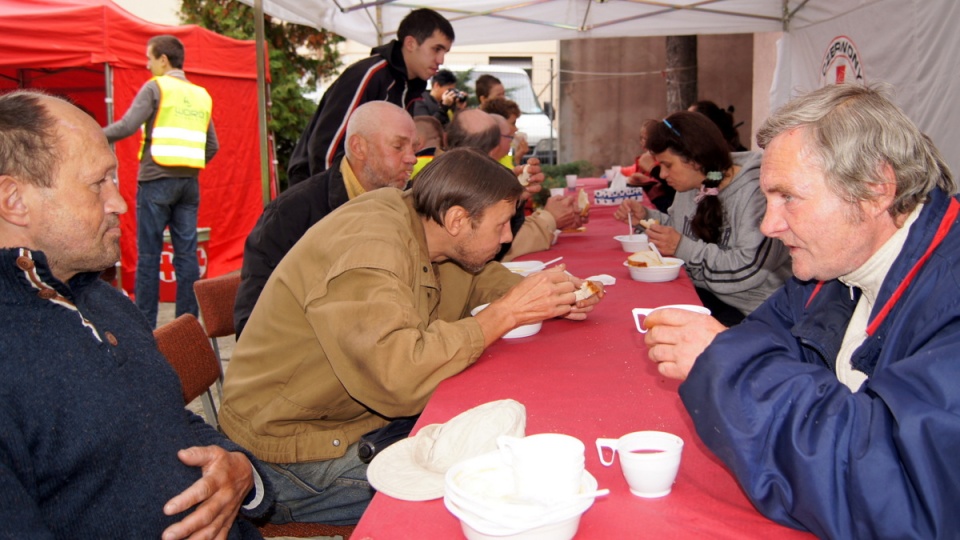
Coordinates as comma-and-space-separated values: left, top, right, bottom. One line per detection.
0, 91, 271, 538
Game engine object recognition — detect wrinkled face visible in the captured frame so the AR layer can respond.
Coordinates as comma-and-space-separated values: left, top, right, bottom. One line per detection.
145, 45, 166, 76
452, 200, 516, 273
404, 31, 452, 81
28, 99, 127, 282
759, 128, 882, 281
360, 111, 419, 190
653, 149, 704, 192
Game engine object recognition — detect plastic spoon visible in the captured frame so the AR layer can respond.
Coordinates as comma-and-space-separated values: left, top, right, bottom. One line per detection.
649, 242, 665, 265
530, 256, 563, 272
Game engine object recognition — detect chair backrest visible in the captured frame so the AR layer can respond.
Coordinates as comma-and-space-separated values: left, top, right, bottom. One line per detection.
154, 314, 222, 404
193, 271, 241, 339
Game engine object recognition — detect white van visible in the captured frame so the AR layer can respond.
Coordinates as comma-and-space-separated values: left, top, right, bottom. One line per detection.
442, 64, 556, 162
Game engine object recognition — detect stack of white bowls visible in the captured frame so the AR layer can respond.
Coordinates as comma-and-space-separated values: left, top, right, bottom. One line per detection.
443, 451, 600, 540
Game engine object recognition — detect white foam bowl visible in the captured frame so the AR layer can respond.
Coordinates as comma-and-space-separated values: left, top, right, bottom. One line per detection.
623, 257, 684, 282
501, 261, 543, 277
613, 234, 649, 252
471, 303, 542, 339
444, 451, 599, 540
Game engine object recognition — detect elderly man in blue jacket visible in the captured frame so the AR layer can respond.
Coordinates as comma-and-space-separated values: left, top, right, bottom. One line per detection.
643, 84, 960, 538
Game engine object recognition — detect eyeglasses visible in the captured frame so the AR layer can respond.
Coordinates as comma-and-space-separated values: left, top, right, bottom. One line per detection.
662, 118, 681, 138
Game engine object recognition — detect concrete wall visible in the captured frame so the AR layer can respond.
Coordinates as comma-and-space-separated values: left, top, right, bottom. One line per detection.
559, 34, 754, 171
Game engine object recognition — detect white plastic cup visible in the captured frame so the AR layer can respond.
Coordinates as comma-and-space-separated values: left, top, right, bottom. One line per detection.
596, 431, 684, 498
498, 433, 585, 502
631, 304, 711, 333
565, 174, 578, 189
549, 187, 565, 198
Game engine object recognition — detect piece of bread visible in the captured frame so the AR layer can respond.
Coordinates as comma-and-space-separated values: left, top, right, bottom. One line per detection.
638, 218, 659, 229
627, 250, 665, 268
575, 280, 601, 301
577, 188, 590, 217
518, 164, 532, 187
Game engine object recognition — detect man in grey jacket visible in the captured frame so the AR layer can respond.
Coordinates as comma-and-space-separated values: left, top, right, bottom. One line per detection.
104, 34, 218, 328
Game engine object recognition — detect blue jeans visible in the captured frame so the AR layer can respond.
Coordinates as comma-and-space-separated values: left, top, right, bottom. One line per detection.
135, 177, 200, 328
259, 442, 373, 525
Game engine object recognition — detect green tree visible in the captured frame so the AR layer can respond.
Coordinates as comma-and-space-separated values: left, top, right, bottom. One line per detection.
179, 0, 344, 188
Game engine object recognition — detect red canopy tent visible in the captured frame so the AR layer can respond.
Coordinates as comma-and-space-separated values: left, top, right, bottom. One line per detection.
0, 0, 271, 290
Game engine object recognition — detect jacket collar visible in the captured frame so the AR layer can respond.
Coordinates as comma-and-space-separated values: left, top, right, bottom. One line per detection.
793, 188, 960, 373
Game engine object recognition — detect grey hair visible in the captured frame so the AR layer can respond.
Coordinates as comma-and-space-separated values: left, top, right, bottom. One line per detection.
757, 84, 954, 217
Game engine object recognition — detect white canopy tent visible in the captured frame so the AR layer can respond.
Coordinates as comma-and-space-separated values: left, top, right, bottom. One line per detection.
242, 0, 960, 177
241, 0, 806, 46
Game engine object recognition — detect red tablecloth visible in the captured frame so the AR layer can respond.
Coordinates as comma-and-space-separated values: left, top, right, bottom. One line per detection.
352, 205, 812, 539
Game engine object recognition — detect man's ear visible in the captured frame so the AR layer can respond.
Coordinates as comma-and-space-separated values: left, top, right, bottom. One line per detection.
441, 205, 470, 237
863, 162, 898, 219
347, 134, 367, 162
402, 35, 419, 52
0, 175, 31, 227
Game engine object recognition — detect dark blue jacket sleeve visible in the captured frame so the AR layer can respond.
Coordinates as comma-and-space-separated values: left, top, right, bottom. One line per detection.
680, 282, 960, 538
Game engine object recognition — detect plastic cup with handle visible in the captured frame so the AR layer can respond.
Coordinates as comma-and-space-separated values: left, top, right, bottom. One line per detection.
596, 431, 684, 498
498, 433, 585, 502
632, 304, 711, 333
565, 174, 578, 190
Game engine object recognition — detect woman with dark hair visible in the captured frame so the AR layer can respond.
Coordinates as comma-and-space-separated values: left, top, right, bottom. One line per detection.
614, 111, 791, 325
622, 119, 675, 212
689, 100, 748, 152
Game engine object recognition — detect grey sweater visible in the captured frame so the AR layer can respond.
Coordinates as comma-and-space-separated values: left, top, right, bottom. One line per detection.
646, 151, 792, 315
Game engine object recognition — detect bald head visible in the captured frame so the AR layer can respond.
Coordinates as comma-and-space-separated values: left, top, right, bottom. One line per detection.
446, 109, 500, 154
344, 101, 418, 191
345, 101, 410, 150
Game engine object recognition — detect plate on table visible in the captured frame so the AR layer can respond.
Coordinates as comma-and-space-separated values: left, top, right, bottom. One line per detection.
502, 261, 543, 277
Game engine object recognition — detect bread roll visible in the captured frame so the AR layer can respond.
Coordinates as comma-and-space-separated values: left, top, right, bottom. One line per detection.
575, 280, 600, 301
518, 164, 532, 187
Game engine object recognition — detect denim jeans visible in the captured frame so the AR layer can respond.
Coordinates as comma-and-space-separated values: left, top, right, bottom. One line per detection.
135, 177, 200, 328
259, 442, 373, 525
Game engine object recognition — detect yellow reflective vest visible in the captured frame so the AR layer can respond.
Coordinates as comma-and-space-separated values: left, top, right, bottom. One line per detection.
142, 76, 213, 169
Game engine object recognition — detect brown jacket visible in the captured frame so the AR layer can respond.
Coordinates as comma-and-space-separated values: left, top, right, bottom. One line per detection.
219, 189, 521, 463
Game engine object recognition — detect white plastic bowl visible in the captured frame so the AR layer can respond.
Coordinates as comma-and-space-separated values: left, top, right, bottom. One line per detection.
623, 257, 684, 282
613, 234, 649, 252
501, 261, 543, 277
444, 451, 600, 540
471, 303, 542, 339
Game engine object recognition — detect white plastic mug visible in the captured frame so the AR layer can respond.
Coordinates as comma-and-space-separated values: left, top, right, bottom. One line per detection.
596, 431, 684, 498
632, 304, 711, 333
498, 433, 585, 502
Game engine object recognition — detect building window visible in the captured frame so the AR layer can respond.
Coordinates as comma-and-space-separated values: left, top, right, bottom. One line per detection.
489, 56, 533, 81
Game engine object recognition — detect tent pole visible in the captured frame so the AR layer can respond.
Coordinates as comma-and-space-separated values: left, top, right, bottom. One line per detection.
255, 0, 271, 207
105, 64, 115, 124
548, 58, 555, 165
